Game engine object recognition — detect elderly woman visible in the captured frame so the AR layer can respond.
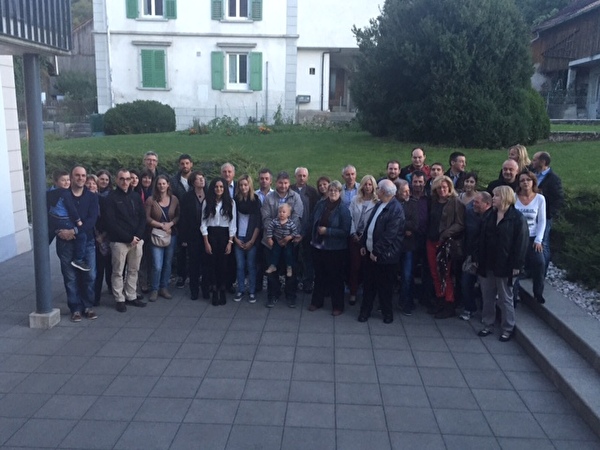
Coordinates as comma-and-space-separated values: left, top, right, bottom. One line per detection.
475, 186, 528, 341
348, 175, 378, 305
201, 177, 237, 305
514, 170, 547, 304
180, 171, 207, 300
146, 175, 180, 301
308, 180, 352, 316
426, 175, 465, 319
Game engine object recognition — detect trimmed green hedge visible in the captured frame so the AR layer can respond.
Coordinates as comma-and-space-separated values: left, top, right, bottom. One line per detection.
104, 100, 176, 135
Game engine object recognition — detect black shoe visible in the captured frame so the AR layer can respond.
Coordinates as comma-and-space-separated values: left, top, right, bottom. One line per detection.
176, 277, 185, 289
219, 290, 227, 305
126, 299, 147, 308
535, 295, 546, 304
211, 291, 219, 306
357, 315, 368, 323
116, 302, 127, 313
136, 294, 144, 300
383, 316, 393, 324
190, 291, 199, 301
434, 303, 455, 319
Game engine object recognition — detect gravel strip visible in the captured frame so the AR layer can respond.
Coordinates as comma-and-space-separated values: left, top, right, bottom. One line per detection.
546, 263, 600, 321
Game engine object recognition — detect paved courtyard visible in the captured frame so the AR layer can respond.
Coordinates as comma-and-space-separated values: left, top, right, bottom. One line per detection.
0, 248, 598, 449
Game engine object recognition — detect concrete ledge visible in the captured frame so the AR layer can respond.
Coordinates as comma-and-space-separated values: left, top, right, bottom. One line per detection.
516, 280, 600, 438
29, 308, 61, 329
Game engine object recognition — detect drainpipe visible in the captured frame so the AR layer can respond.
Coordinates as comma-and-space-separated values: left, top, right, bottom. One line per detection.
320, 49, 342, 111
265, 61, 269, 123
104, 0, 114, 108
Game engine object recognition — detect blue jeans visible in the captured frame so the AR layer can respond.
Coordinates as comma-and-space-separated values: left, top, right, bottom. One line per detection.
271, 241, 294, 268
542, 218, 552, 275
151, 235, 177, 291
514, 236, 546, 301
234, 237, 258, 294
399, 251, 414, 311
461, 270, 478, 313
56, 236, 96, 313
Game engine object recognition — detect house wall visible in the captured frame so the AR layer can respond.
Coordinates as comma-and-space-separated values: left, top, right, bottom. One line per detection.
532, 8, 600, 73
94, 0, 382, 126
57, 19, 95, 74
0, 56, 31, 262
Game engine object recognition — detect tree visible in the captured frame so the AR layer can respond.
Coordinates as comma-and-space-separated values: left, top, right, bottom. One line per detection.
351, 0, 550, 148
71, 0, 93, 29
514, 0, 569, 25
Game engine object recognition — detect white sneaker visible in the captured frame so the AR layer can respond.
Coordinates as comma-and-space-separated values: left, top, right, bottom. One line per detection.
459, 310, 472, 321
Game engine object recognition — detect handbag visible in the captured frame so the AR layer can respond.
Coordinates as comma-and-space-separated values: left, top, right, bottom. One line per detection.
150, 202, 171, 247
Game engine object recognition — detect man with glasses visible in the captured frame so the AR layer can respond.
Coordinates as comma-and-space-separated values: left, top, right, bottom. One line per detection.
102, 169, 147, 312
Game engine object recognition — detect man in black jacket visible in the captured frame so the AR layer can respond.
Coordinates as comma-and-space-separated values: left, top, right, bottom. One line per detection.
358, 179, 405, 324
170, 154, 194, 288
103, 169, 147, 312
532, 151, 564, 273
486, 159, 519, 194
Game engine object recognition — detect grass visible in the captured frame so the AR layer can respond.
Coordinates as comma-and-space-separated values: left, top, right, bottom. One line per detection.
550, 124, 600, 132
37, 128, 595, 192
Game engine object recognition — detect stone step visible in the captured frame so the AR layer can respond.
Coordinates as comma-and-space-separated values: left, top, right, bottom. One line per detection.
516, 280, 600, 438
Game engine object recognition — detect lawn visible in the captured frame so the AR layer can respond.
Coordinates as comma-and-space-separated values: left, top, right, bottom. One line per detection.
38, 129, 595, 191
550, 123, 600, 132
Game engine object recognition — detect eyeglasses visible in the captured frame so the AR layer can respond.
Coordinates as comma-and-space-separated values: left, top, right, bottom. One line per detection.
118, 177, 131, 182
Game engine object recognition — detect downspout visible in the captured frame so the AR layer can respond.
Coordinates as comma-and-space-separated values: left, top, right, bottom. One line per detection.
104, 0, 114, 108
320, 49, 342, 111
265, 61, 269, 123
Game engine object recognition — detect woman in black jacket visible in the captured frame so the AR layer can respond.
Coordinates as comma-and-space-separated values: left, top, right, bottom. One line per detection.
180, 171, 207, 300
474, 185, 528, 342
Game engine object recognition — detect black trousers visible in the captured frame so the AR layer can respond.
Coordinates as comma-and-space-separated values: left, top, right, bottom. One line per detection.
205, 227, 230, 290
360, 255, 396, 320
188, 239, 208, 297
311, 248, 346, 311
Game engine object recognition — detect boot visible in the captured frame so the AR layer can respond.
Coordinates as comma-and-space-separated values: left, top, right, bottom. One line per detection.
434, 302, 455, 319
426, 297, 444, 315
219, 289, 227, 305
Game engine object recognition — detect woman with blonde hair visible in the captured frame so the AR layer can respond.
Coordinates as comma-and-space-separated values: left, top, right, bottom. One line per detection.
475, 185, 528, 341
508, 144, 532, 173
426, 175, 465, 319
348, 175, 378, 305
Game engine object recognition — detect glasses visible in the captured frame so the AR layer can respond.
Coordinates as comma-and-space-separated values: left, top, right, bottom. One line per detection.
118, 177, 131, 182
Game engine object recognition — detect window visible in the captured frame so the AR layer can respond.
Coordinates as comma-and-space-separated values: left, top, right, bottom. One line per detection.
211, 0, 262, 21
144, 0, 163, 16
212, 51, 262, 91
141, 49, 167, 89
127, 0, 177, 19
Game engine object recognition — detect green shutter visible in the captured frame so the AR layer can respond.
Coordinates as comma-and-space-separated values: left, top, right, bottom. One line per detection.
249, 52, 262, 91
141, 50, 166, 88
126, 0, 138, 18
211, 51, 225, 90
251, 0, 262, 20
165, 0, 177, 18
211, 0, 224, 20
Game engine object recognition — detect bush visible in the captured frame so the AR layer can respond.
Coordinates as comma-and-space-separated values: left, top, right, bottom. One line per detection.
104, 100, 176, 135
351, 0, 548, 148
524, 88, 551, 144
552, 188, 600, 290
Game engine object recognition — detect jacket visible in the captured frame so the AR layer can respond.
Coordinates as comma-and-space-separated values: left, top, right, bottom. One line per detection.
475, 205, 529, 278
145, 195, 180, 235
235, 197, 262, 240
179, 190, 204, 244
260, 190, 303, 245
438, 196, 465, 241
400, 196, 418, 252
309, 200, 352, 251
291, 184, 320, 234
102, 187, 147, 243
361, 198, 405, 265
169, 172, 191, 202
537, 169, 564, 220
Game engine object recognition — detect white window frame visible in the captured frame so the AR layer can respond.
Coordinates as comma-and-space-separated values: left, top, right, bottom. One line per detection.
226, 52, 249, 90
142, 0, 164, 17
227, 0, 249, 19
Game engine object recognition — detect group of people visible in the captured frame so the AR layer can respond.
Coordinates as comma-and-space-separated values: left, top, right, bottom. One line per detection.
49, 146, 564, 341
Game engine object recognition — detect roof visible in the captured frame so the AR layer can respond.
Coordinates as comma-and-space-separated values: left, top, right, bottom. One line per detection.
534, 0, 600, 32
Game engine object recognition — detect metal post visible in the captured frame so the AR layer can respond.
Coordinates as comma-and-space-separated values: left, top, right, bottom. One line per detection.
23, 54, 53, 315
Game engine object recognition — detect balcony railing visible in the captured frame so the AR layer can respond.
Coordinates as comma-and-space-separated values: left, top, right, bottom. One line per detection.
0, 0, 71, 53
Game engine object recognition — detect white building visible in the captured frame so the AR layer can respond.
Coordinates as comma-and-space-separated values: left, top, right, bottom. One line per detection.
93, 0, 382, 129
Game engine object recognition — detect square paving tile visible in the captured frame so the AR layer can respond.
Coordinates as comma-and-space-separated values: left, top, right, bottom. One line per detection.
83, 396, 145, 421
114, 421, 179, 449
390, 432, 445, 450
292, 362, 334, 382
163, 358, 210, 378
134, 397, 192, 422
336, 382, 382, 405
5, 418, 76, 448
335, 363, 378, 383
170, 423, 230, 450
226, 424, 283, 450
337, 429, 392, 450
289, 380, 335, 403
206, 359, 252, 379
234, 400, 287, 426
381, 384, 430, 407
336, 404, 387, 431
484, 411, 546, 438
33, 394, 97, 419
242, 379, 290, 401
385, 405, 438, 433
419, 367, 467, 387
249, 361, 293, 380
184, 398, 239, 424
281, 426, 335, 450
426, 386, 479, 410
472, 388, 529, 412
59, 419, 128, 449
196, 378, 245, 400
434, 408, 493, 436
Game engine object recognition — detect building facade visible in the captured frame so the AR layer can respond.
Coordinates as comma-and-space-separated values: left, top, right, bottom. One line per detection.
93, 0, 382, 128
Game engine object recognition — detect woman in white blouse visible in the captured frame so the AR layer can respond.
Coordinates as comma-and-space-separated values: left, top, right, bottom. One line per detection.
201, 177, 237, 305
514, 170, 547, 304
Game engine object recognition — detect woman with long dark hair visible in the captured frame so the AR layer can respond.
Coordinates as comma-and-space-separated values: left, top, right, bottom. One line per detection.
146, 175, 180, 301
234, 175, 262, 302
201, 177, 237, 305
180, 171, 208, 300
